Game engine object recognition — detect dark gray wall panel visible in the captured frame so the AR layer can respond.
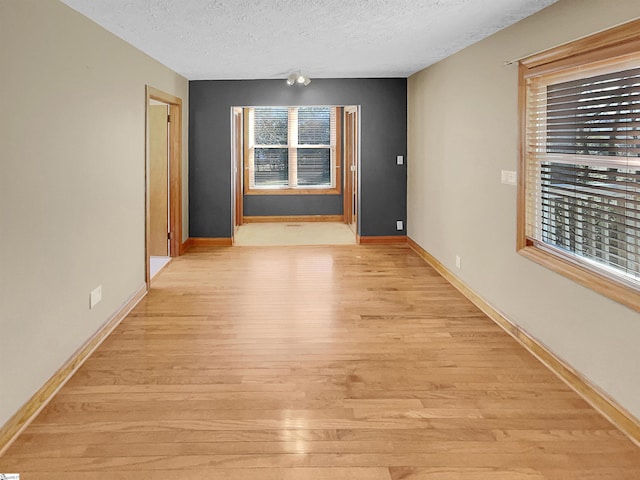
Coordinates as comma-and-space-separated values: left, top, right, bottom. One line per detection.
244, 195, 344, 217
189, 78, 407, 237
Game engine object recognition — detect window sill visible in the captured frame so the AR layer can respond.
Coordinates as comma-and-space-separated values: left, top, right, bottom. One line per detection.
517, 244, 640, 313
244, 187, 341, 196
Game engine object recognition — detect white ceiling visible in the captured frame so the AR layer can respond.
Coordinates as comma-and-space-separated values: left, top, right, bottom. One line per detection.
60, 0, 558, 81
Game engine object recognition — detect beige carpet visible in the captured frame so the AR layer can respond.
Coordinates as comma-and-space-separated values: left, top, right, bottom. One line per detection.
234, 222, 356, 246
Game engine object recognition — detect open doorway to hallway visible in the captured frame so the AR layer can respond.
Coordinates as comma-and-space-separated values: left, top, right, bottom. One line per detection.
145, 87, 183, 284
148, 99, 170, 277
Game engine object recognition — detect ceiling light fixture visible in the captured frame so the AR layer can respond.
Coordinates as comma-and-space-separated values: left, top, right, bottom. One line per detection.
286, 71, 311, 86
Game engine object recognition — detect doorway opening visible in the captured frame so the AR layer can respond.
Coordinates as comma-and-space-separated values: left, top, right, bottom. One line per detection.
231, 105, 360, 245
145, 86, 183, 286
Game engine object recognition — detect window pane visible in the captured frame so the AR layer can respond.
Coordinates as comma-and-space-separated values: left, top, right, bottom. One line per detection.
546, 67, 640, 158
298, 107, 330, 145
254, 108, 288, 145
255, 148, 288, 187
297, 148, 331, 186
540, 162, 640, 280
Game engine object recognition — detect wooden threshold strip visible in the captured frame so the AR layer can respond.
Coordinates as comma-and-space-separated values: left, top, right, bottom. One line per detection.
0, 283, 148, 456
407, 237, 640, 447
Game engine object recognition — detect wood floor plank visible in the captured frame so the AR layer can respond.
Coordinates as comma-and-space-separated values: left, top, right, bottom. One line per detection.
1, 245, 638, 478
8, 437, 637, 458
4, 451, 640, 471
21, 467, 392, 480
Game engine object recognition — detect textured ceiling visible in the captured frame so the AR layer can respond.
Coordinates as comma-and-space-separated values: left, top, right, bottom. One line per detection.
60, 0, 558, 80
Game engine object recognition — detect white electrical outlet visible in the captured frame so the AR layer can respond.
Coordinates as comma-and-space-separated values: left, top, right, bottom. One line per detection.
396, 155, 404, 165
455, 255, 461, 269
396, 220, 403, 230
90, 285, 102, 309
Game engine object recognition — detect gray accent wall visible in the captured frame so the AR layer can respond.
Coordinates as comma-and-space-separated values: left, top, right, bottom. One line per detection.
244, 194, 344, 217
189, 78, 407, 237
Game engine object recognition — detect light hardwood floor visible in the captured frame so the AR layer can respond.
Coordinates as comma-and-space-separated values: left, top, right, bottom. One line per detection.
1, 245, 639, 479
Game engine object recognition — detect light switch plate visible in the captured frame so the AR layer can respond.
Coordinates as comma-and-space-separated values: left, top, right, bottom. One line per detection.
396, 155, 404, 165
501, 169, 517, 186
90, 285, 102, 309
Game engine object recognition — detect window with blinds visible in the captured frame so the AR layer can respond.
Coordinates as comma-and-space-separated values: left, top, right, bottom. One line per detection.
520, 39, 640, 307
253, 107, 289, 187
298, 107, 332, 186
246, 106, 338, 192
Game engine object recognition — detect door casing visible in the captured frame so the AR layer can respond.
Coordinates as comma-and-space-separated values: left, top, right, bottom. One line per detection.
344, 106, 359, 233
232, 108, 244, 233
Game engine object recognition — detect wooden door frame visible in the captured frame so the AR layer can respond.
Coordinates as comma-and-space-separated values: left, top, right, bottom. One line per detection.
232, 108, 244, 232
145, 86, 183, 286
344, 106, 359, 234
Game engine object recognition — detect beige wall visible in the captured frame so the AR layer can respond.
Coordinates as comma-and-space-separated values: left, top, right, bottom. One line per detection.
408, 0, 640, 418
0, 0, 189, 427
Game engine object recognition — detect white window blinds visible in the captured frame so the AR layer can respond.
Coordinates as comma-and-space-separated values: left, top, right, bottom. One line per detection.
252, 108, 289, 187
297, 107, 335, 187
524, 54, 640, 286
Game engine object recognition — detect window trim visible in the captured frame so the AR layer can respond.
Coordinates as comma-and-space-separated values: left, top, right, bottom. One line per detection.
243, 106, 342, 196
517, 18, 640, 313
